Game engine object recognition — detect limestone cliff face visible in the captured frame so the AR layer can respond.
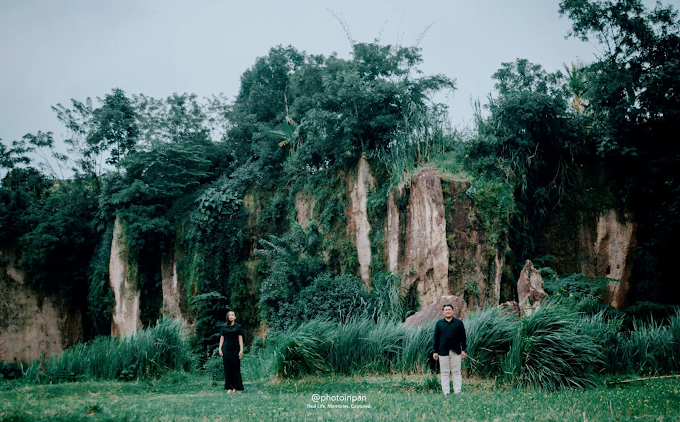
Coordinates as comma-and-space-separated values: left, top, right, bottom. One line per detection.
346, 155, 375, 284
444, 180, 505, 308
353, 165, 506, 310
385, 191, 401, 273
109, 216, 142, 337
579, 209, 637, 310
295, 192, 316, 229
541, 207, 637, 310
0, 246, 82, 363
161, 251, 191, 324
402, 170, 450, 306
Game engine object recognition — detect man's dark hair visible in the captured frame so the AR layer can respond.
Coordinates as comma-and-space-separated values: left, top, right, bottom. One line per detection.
442, 304, 454, 311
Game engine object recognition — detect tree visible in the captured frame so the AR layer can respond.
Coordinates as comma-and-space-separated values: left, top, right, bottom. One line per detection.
87, 88, 139, 165
559, 0, 680, 304
0, 138, 32, 178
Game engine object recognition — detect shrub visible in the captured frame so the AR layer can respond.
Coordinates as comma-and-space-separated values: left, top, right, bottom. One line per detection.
297, 272, 370, 322
542, 269, 611, 314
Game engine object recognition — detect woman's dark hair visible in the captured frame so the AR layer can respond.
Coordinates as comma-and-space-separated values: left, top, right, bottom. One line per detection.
226, 310, 236, 326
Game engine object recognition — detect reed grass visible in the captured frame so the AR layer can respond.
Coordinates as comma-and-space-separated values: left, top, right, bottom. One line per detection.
502, 301, 603, 390
463, 306, 515, 378
24, 318, 194, 383
273, 317, 434, 378
618, 315, 679, 375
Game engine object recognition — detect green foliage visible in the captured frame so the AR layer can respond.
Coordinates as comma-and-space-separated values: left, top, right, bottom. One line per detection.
86, 88, 139, 165
0, 167, 51, 243
463, 307, 515, 378
272, 317, 434, 378
87, 223, 115, 336
379, 101, 457, 188
503, 301, 603, 390
468, 58, 589, 269
0, 361, 23, 381
296, 272, 370, 323
19, 177, 99, 307
189, 292, 228, 358
617, 311, 680, 375
257, 223, 326, 331
23, 318, 193, 383
542, 268, 611, 313
227, 42, 454, 185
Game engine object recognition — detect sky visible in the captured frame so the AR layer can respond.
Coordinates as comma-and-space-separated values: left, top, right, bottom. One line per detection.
2, 0, 678, 154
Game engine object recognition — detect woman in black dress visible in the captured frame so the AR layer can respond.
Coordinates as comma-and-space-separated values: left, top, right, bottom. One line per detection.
218, 310, 244, 393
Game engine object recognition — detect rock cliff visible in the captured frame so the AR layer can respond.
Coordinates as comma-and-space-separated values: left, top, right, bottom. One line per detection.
109, 216, 142, 337
0, 246, 82, 364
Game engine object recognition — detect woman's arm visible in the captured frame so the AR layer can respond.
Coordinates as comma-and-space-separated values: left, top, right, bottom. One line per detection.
238, 335, 243, 359
219, 335, 224, 357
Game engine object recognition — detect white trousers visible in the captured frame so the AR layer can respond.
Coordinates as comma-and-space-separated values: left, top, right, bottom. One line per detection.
439, 351, 462, 395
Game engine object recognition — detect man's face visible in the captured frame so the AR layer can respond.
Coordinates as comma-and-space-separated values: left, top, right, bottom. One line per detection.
443, 306, 453, 318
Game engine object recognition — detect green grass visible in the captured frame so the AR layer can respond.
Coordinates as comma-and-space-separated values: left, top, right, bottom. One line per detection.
2, 372, 680, 421
22, 318, 194, 384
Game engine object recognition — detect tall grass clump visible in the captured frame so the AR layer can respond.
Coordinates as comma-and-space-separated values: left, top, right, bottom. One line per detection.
576, 310, 623, 374
273, 319, 335, 377
273, 317, 435, 378
463, 307, 515, 378
503, 301, 602, 390
618, 315, 679, 375
24, 318, 193, 383
380, 101, 456, 188
396, 322, 434, 374
671, 309, 680, 366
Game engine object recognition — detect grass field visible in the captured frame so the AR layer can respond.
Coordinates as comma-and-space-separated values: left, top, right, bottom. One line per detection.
2, 372, 679, 421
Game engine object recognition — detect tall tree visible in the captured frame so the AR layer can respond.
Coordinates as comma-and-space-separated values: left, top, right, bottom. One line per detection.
87, 88, 139, 165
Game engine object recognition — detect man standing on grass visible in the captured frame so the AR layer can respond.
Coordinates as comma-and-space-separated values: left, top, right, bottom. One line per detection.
432, 303, 467, 395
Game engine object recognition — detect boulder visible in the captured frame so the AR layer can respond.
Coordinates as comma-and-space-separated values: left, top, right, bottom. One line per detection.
404, 295, 466, 327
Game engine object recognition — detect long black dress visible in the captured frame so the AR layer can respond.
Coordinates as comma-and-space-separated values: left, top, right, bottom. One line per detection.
220, 323, 244, 391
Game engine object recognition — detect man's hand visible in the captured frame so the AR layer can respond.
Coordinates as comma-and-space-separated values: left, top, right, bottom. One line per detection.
433, 353, 438, 361
238, 350, 243, 360
219, 349, 223, 357
461, 351, 467, 359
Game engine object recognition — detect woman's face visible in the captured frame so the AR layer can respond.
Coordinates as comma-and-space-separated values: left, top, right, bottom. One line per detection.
228, 311, 236, 323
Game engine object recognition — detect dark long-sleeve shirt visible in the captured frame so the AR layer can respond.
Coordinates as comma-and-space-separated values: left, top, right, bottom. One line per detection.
433, 317, 467, 356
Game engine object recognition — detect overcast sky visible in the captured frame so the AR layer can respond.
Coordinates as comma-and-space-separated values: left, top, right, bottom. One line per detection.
2, 0, 678, 151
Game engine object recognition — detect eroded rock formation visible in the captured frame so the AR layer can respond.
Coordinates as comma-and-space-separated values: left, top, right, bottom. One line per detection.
580, 209, 637, 310
0, 246, 82, 363
109, 216, 142, 337
517, 260, 547, 312
295, 192, 316, 229
161, 251, 190, 324
444, 180, 506, 309
403, 170, 450, 306
346, 155, 375, 284
385, 191, 401, 273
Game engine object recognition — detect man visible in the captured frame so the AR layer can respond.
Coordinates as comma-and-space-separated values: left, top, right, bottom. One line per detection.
432, 303, 467, 395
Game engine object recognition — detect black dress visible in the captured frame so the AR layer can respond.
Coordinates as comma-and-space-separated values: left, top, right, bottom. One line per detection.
220, 323, 244, 390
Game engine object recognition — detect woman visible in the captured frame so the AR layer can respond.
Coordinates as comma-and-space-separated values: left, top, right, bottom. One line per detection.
218, 310, 244, 393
